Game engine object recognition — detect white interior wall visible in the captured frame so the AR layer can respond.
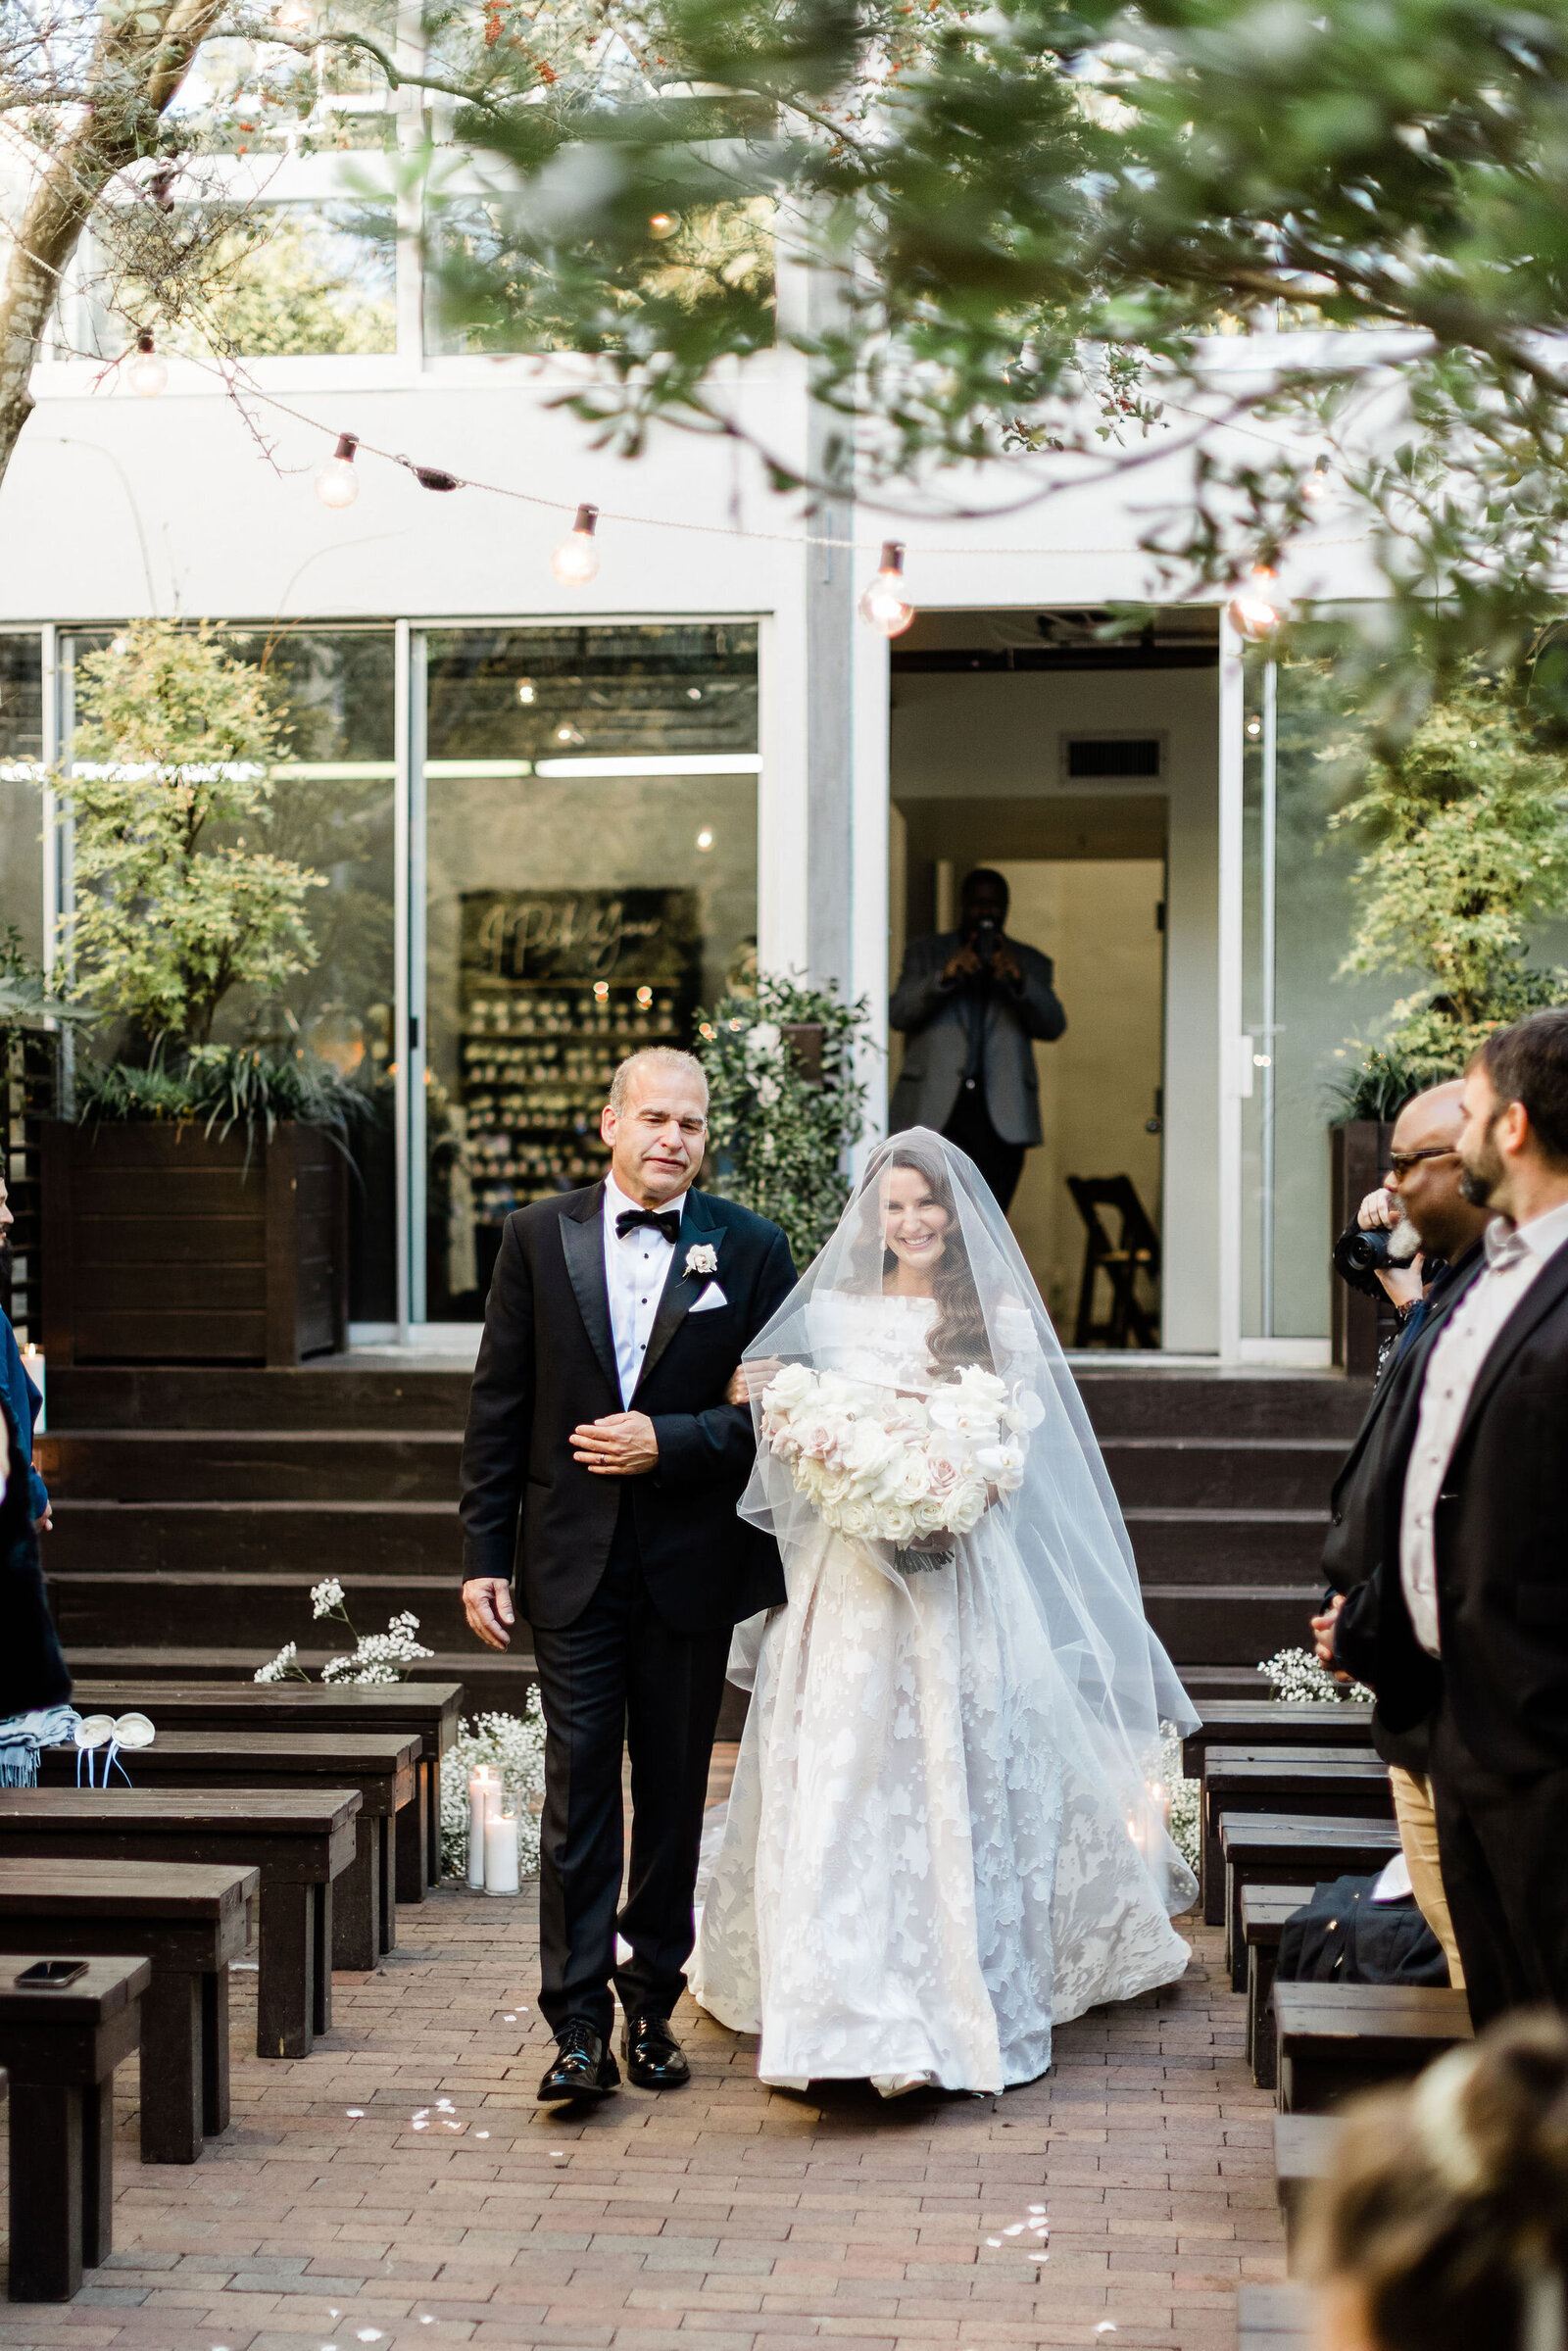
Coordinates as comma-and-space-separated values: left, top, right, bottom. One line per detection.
890, 665, 1220, 1353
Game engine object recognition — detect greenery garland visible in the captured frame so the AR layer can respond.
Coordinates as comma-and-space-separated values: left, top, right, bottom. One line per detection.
698, 973, 872, 1272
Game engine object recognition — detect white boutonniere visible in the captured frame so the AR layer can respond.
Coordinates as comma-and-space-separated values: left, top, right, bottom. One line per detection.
685, 1242, 719, 1281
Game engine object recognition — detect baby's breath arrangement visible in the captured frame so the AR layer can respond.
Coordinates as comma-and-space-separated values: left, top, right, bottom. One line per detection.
440, 1696, 549, 1882
254, 1577, 434, 1687
1157, 1724, 1201, 1881
698, 973, 871, 1269
1258, 1645, 1375, 1706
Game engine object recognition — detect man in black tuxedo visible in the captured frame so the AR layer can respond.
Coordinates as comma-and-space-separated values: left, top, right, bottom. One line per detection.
1311, 1079, 1488, 1982
460, 1046, 796, 2099
1323, 1011, 1568, 2024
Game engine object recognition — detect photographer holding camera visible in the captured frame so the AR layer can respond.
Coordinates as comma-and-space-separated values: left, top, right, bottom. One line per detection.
889, 867, 1066, 1211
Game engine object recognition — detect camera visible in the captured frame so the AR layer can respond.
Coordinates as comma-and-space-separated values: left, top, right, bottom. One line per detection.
972, 916, 1000, 965
1339, 1226, 1408, 1276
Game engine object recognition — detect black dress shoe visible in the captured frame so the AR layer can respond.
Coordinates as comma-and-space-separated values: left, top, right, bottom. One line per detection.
621, 2014, 691, 2089
537, 2020, 619, 2103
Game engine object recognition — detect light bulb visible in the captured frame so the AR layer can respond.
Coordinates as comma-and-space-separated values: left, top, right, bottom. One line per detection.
1226, 566, 1281, 642
554, 722, 584, 746
550, 503, 599, 586
696, 827, 714, 851
858, 540, 914, 637
648, 212, 681, 240
515, 678, 536, 706
1302, 454, 1332, 505
128, 332, 167, 398
316, 432, 360, 509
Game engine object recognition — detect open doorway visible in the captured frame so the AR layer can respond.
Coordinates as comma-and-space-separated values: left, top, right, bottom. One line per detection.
887, 607, 1219, 1352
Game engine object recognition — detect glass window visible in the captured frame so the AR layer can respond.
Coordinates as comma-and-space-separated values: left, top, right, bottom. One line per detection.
77, 202, 396, 360
421, 623, 759, 1319
61, 624, 398, 1324
0, 635, 43, 963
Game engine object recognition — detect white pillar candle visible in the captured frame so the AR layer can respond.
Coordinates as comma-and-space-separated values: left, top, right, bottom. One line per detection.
466, 1769, 497, 1888
484, 1811, 520, 1897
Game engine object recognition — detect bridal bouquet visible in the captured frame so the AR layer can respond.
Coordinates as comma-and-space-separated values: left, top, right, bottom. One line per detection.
759, 1361, 1042, 1565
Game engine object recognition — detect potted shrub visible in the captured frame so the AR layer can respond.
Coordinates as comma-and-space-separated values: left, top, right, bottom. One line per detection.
38, 622, 357, 1367
1327, 664, 1568, 1372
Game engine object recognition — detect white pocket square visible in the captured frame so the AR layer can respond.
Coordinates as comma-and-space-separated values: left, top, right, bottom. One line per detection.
689, 1282, 728, 1312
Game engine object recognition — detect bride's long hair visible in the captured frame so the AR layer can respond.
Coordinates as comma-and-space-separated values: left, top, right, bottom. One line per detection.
881, 1139, 994, 1378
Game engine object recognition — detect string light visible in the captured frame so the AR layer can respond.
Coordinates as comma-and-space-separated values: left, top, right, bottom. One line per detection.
1301, 453, 1332, 504
696, 827, 714, 851
648, 212, 681, 240
316, 432, 361, 509
858, 540, 915, 637
128, 332, 167, 399
1226, 565, 1282, 641
515, 678, 536, 706
550, 502, 600, 585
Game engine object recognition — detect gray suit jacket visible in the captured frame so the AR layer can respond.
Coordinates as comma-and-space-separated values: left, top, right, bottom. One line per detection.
888, 930, 1066, 1146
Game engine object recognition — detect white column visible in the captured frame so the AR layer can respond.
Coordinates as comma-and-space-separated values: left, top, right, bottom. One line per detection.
850, 620, 890, 1167
1216, 612, 1250, 1365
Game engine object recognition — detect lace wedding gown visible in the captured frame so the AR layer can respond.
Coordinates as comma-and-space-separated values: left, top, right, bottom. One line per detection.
691, 1293, 1192, 2095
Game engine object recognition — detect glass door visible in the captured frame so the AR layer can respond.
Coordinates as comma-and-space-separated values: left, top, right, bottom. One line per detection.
416, 622, 761, 1323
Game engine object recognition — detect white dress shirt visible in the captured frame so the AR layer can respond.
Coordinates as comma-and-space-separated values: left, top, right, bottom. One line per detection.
1399, 1198, 1568, 1655
602, 1172, 686, 1406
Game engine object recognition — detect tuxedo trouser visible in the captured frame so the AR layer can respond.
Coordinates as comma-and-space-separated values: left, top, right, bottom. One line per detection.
942, 1081, 1026, 1213
1388, 1766, 1465, 1990
531, 1495, 732, 2041
1430, 1700, 1568, 2028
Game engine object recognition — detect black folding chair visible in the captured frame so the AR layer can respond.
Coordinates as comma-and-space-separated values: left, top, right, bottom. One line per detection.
1066, 1174, 1161, 1348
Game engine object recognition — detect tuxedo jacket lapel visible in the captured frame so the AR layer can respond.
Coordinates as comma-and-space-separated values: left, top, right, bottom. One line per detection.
1447, 1238, 1568, 1466
559, 1187, 619, 1397
636, 1191, 723, 1396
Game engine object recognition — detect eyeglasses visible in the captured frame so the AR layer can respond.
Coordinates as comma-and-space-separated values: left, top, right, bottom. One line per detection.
1388, 1148, 1458, 1178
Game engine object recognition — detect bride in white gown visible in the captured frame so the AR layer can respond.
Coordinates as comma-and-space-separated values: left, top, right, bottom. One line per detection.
692, 1129, 1199, 2096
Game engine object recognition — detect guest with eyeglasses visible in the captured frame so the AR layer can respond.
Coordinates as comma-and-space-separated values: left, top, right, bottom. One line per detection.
1312, 1079, 1490, 1987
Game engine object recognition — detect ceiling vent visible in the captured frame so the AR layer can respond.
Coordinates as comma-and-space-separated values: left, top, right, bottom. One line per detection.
1060, 732, 1164, 781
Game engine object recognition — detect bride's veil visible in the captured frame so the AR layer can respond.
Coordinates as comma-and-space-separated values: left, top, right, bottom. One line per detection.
738, 1125, 1199, 1915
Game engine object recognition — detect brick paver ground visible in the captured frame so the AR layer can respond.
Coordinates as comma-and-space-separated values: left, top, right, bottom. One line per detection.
0, 1772, 1284, 2351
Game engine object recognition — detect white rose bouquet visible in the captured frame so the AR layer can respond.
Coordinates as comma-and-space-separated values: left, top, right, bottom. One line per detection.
759, 1360, 1043, 1571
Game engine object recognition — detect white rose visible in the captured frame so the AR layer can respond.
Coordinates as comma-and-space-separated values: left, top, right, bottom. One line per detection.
844, 1420, 905, 1490
744, 1020, 783, 1058
912, 1494, 952, 1534
954, 1364, 1008, 1405
765, 1363, 816, 1412
879, 1500, 916, 1543
838, 1496, 876, 1538
947, 1480, 988, 1534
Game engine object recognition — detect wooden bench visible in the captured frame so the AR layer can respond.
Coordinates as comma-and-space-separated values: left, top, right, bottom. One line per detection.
1182, 1700, 1374, 1782
72, 1679, 462, 1899
41, 1730, 418, 1973
0, 1788, 359, 2059
0, 1952, 150, 2301
1275, 2113, 1344, 2267
1200, 1748, 1391, 1924
0, 1857, 255, 2165
1240, 1882, 1314, 2085
1273, 1982, 1472, 2113
1238, 2280, 1312, 2350
1220, 1812, 1402, 1989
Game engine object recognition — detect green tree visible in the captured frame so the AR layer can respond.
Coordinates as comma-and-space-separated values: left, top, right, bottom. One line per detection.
1332, 668, 1568, 1072
698, 973, 870, 1267
51, 621, 325, 1053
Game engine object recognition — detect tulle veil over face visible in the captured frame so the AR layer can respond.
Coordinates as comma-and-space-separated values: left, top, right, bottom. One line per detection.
738, 1127, 1199, 1915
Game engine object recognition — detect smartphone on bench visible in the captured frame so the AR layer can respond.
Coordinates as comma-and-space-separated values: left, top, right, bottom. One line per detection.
14, 1960, 89, 1988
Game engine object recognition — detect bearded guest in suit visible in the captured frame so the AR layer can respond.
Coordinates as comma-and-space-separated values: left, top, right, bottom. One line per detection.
460, 1047, 796, 2101
889, 867, 1066, 1212
1312, 1080, 1488, 1984
1321, 1010, 1568, 2024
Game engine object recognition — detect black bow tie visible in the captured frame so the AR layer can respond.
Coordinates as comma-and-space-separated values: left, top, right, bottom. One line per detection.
616, 1207, 681, 1245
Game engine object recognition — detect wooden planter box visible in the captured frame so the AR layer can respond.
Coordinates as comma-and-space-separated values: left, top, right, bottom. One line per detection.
1330, 1117, 1397, 1379
40, 1120, 347, 1367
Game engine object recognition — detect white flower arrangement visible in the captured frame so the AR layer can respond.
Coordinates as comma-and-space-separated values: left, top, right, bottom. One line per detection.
440, 1691, 548, 1881
760, 1360, 1042, 1556
254, 1587, 434, 1687
1157, 1722, 1201, 1880
1257, 1644, 1375, 1706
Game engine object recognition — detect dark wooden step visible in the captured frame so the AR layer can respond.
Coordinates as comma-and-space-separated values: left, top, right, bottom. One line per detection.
1078, 1373, 1370, 1443
38, 1430, 462, 1503
1143, 1586, 1326, 1665
1123, 1509, 1330, 1583
1102, 1437, 1346, 1511
48, 1567, 471, 1651
49, 1364, 473, 1433
47, 1499, 462, 1577
1221, 1811, 1403, 1988
1243, 1883, 1316, 2085
1201, 1751, 1392, 1925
